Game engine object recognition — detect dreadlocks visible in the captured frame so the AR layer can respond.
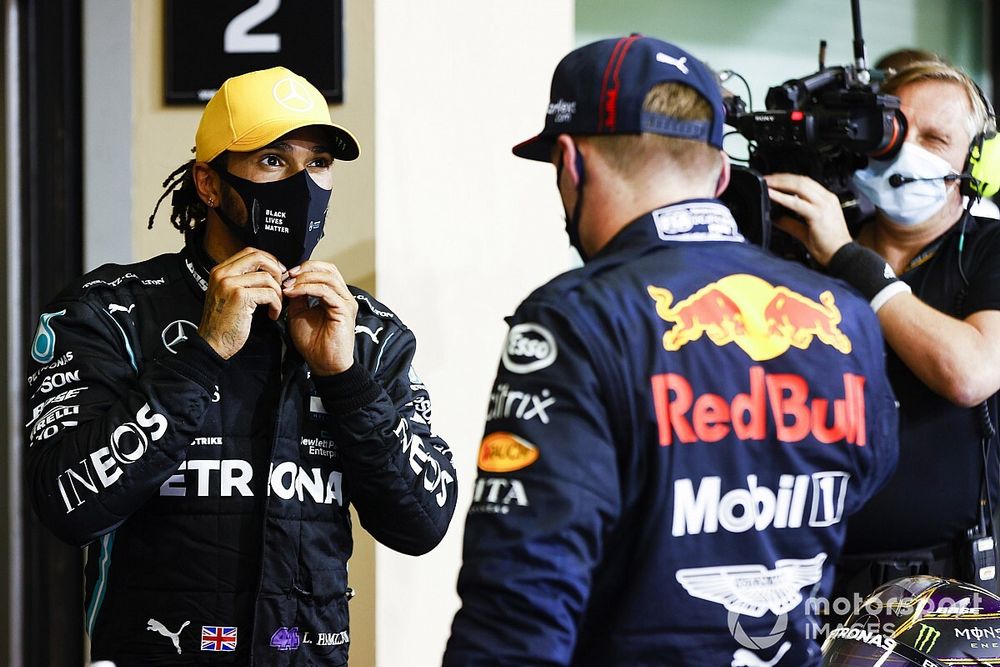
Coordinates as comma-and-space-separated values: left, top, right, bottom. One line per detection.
148, 154, 229, 233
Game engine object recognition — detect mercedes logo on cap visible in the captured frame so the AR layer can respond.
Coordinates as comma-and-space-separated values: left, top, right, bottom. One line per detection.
272, 77, 314, 112
161, 320, 199, 354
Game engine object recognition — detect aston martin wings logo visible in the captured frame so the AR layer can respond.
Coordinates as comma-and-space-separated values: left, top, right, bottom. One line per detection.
675, 553, 826, 617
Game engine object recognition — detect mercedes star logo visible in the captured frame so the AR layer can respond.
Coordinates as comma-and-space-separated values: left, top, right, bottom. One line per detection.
161, 320, 199, 354
272, 77, 314, 113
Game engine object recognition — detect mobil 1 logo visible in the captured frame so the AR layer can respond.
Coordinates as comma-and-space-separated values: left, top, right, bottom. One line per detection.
672, 471, 851, 536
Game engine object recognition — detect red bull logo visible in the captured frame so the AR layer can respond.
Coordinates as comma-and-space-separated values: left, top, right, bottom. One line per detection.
651, 366, 867, 446
647, 275, 852, 360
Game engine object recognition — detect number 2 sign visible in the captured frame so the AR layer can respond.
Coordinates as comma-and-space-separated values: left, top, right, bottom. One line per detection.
164, 0, 344, 104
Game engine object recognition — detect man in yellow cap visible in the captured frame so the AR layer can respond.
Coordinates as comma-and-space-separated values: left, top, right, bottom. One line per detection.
25, 66, 456, 665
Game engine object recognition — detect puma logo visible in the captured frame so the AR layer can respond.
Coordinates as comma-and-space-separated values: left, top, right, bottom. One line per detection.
108, 303, 135, 314
146, 618, 189, 654
355, 325, 383, 343
656, 52, 689, 74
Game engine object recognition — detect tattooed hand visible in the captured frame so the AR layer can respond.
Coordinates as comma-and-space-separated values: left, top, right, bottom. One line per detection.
198, 247, 285, 359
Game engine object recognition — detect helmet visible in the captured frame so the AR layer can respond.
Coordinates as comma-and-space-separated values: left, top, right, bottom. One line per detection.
822, 575, 1000, 666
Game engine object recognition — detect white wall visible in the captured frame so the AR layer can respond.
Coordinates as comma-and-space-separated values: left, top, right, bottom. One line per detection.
372, 1, 574, 665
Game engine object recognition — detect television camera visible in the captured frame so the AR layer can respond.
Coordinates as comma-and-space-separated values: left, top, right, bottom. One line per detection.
720, 0, 907, 251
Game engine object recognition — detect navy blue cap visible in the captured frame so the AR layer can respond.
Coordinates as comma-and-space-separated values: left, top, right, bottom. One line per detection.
513, 34, 725, 161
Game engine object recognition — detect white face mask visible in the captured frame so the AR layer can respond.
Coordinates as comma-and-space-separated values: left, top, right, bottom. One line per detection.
852, 142, 959, 226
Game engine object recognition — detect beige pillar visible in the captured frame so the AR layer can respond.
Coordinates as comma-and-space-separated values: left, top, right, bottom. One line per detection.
370, 2, 573, 664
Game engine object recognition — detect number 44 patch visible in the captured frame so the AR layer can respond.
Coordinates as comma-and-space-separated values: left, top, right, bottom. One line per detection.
270, 626, 300, 651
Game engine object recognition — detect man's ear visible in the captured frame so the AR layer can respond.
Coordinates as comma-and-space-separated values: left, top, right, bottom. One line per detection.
714, 150, 731, 197
554, 134, 581, 186
192, 162, 222, 208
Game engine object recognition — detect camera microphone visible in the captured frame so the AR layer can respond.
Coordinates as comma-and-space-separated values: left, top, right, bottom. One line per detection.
888, 173, 963, 188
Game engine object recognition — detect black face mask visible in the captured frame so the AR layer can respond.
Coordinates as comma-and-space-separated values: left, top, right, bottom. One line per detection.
215, 168, 332, 268
557, 147, 588, 261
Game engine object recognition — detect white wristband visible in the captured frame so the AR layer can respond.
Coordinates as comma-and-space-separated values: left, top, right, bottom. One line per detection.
870, 281, 912, 313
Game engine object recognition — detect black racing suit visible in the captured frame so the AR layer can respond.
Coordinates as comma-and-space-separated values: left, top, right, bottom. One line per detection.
25, 237, 456, 665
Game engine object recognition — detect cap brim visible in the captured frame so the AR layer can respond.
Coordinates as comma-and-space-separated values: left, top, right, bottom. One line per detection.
322, 124, 361, 161
225, 120, 361, 162
512, 133, 556, 162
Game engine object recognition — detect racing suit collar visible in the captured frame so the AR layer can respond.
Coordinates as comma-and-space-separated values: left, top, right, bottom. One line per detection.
593, 198, 746, 260
181, 226, 215, 294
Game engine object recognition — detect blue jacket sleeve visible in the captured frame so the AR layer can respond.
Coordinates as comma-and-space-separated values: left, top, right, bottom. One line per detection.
444, 301, 620, 665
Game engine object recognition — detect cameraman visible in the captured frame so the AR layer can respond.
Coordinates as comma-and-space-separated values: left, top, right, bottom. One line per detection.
766, 61, 1000, 603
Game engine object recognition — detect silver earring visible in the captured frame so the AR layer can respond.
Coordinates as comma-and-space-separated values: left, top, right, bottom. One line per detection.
207, 198, 215, 207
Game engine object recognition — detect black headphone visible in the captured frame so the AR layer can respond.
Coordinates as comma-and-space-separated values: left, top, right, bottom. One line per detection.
962, 79, 999, 199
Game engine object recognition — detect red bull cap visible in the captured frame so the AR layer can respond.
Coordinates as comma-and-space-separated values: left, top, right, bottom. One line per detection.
513, 34, 726, 161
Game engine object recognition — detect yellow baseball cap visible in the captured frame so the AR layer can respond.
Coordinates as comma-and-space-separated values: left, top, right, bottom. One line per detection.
195, 66, 360, 163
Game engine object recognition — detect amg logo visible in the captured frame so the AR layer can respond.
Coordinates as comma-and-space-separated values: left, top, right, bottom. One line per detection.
672, 471, 850, 536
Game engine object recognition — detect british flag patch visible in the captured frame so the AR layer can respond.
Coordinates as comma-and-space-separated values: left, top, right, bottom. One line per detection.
201, 626, 237, 652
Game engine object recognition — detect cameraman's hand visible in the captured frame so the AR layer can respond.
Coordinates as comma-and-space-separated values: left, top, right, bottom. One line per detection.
198, 247, 286, 359
765, 173, 853, 266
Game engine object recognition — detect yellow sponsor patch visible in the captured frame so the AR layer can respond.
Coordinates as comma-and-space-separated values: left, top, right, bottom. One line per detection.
477, 432, 539, 472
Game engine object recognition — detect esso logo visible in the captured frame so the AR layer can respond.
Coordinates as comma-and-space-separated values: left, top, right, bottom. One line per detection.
501, 323, 558, 374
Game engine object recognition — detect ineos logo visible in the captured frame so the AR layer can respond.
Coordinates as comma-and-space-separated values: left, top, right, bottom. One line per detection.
110, 403, 168, 465
161, 320, 199, 354
272, 77, 314, 112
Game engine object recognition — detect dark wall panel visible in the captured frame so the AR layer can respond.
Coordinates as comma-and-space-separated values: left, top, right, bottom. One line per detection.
19, 1, 84, 666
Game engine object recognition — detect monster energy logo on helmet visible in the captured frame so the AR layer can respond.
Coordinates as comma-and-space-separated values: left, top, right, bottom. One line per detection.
913, 624, 941, 652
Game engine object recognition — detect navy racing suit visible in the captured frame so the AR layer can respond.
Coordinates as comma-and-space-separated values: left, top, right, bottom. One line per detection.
25, 236, 456, 665
444, 200, 899, 667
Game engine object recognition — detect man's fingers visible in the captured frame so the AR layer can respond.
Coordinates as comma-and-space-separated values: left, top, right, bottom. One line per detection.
244, 287, 284, 320
223, 270, 284, 294
284, 282, 350, 314
765, 173, 840, 206
288, 261, 347, 287
767, 188, 813, 218
214, 248, 287, 283
765, 172, 817, 195
283, 269, 354, 303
